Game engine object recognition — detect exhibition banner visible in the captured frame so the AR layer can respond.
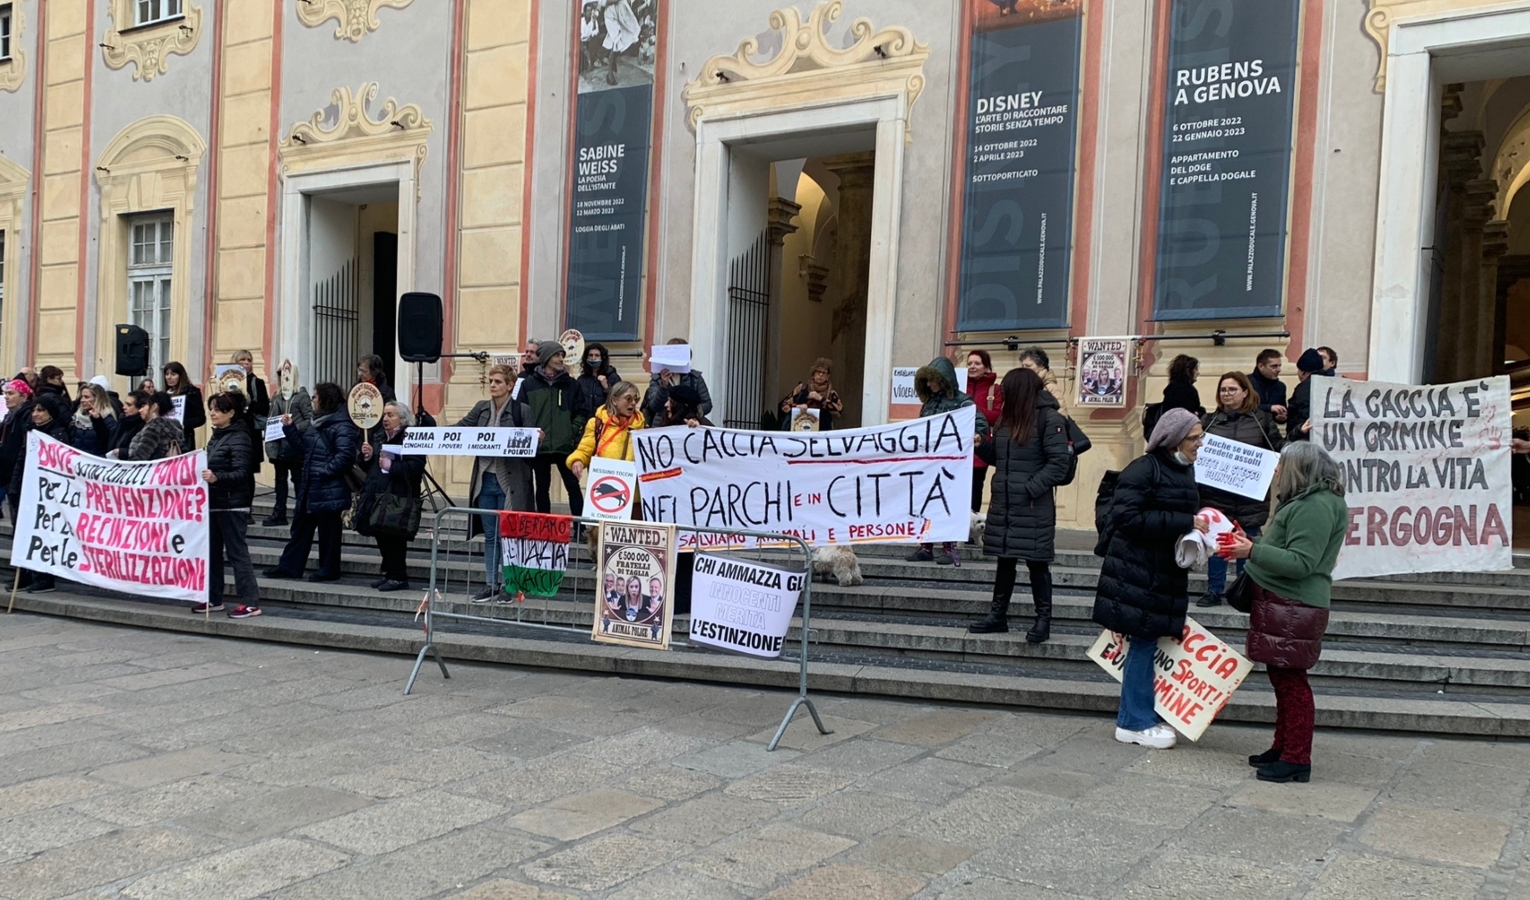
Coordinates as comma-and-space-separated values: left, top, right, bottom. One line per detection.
1195, 433, 1279, 501
566, 0, 659, 341
593, 521, 676, 650
398, 427, 540, 457
500, 512, 571, 598
632, 408, 977, 549
956, 0, 1083, 331
688, 554, 805, 659
1152, 0, 1300, 320
1312, 375, 1515, 580
1087, 616, 1252, 741
1075, 337, 1130, 408
11, 434, 210, 603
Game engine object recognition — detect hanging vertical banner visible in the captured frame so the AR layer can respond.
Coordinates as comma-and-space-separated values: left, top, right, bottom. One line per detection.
955, 0, 1084, 332
1152, 0, 1300, 320
566, 0, 659, 341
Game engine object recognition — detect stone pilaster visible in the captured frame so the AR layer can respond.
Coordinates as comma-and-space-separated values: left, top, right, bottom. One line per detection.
763, 196, 801, 410
821, 152, 875, 428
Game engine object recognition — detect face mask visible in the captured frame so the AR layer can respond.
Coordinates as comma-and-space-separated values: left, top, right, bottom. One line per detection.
1174, 451, 1193, 466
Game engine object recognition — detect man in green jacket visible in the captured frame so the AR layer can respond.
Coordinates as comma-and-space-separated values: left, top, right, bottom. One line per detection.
522, 341, 583, 516
907, 356, 990, 567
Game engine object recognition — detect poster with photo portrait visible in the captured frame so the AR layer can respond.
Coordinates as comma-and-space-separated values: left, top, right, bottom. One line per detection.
592, 521, 676, 650
578, 0, 657, 93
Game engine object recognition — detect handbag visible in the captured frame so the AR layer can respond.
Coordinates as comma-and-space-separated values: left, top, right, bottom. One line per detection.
368, 488, 422, 538
1227, 570, 1255, 613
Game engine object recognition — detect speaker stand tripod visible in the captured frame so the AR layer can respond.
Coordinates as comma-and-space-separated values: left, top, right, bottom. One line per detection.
414, 359, 457, 518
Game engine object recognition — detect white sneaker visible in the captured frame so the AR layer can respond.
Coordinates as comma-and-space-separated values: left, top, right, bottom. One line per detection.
1115, 723, 1177, 749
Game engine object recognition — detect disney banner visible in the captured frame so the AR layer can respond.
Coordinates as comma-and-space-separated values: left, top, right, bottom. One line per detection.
633, 408, 976, 549
1312, 375, 1515, 580
11, 434, 210, 603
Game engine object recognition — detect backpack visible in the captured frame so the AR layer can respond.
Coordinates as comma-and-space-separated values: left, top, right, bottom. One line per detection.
1058, 415, 1091, 486
1142, 402, 1165, 443
1092, 455, 1161, 557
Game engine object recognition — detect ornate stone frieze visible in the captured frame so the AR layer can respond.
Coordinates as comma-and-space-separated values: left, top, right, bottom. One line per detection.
296, 0, 414, 43
279, 83, 433, 181
0, 1, 27, 93
1363, 0, 1517, 93
101, 0, 203, 82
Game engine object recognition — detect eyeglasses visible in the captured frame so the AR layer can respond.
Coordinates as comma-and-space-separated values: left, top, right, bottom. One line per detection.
1218, 387, 1242, 393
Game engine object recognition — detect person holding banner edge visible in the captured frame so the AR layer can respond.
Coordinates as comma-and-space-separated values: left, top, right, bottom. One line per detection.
195, 392, 263, 618
1094, 408, 1210, 750
1197, 371, 1285, 608
1219, 441, 1348, 784
907, 356, 990, 567
456, 364, 536, 602
14, 394, 74, 593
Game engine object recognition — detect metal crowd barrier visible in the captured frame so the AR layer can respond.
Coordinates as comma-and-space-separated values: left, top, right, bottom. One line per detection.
402, 507, 831, 751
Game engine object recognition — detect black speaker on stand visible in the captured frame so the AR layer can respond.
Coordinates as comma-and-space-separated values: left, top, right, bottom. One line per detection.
396, 293, 453, 512
115, 324, 150, 380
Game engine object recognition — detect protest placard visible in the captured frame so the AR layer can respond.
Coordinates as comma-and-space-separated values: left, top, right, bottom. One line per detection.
1195, 433, 1280, 501
263, 418, 286, 442
633, 407, 976, 549
500, 512, 570, 598
649, 344, 692, 375
688, 554, 804, 659
397, 427, 540, 457
593, 521, 676, 650
1087, 616, 1252, 741
348, 383, 383, 431
168, 395, 186, 423
1312, 375, 1515, 580
11, 433, 210, 603
584, 457, 637, 521
1076, 337, 1130, 407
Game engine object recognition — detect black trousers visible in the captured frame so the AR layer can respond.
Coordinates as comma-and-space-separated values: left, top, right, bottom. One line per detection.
270, 461, 299, 517
375, 534, 410, 582
993, 558, 1053, 611
532, 457, 585, 516
972, 467, 989, 513
277, 507, 343, 578
210, 511, 259, 605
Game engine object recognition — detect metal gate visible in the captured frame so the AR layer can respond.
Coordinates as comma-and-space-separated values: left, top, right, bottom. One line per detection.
311, 259, 358, 388
722, 230, 770, 429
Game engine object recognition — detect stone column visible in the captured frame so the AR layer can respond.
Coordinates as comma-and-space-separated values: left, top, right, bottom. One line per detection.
764, 196, 801, 412
1452, 176, 1495, 379
822, 152, 875, 428
1478, 221, 1509, 374
1434, 130, 1482, 384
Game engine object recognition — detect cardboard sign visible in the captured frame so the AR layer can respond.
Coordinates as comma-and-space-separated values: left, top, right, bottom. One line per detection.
398, 427, 540, 457
168, 395, 186, 423
583, 457, 638, 521
649, 344, 692, 375
1195, 432, 1280, 501
1076, 337, 1130, 408
688, 554, 804, 659
1087, 616, 1252, 741
593, 521, 676, 650
11, 433, 210, 603
277, 359, 298, 400
263, 418, 287, 442
348, 383, 384, 430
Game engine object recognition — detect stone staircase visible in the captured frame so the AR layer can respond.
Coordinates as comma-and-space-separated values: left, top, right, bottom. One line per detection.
6, 496, 1530, 737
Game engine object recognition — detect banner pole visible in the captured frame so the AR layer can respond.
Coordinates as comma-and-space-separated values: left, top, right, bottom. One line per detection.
6, 567, 18, 614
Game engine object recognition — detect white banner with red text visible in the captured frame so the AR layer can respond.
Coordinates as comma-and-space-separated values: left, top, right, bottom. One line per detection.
10, 433, 210, 603
632, 408, 977, 550
1087, 616, 1253, 741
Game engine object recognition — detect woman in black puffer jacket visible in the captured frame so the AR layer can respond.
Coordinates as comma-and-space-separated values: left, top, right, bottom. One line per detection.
198, 392, 262, 619
14, 395, 74, 593
970, 368, 1071, 642
266, 382, 357, 583
356, 402, 425, 592
1094, 407, 1208, 751
1196, 371, 1284, 609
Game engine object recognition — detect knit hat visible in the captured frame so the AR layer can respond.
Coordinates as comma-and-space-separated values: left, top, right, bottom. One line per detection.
1146, 407, 1200, 452
668, 384, 701, 410
1296, 348, 1325, 374
536, 341, 565, 367
89, 375, 111, 391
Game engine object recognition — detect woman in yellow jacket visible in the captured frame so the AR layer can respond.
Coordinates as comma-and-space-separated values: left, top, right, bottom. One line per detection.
567, 380, 645, 476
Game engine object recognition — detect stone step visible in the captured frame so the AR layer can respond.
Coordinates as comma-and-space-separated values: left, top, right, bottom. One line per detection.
10, 588, 1530, 738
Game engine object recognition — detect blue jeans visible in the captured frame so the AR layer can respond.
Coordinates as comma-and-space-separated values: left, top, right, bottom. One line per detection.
1207, 524, 1260, 594
479, 473, 506, 587
1118, 635, 1162, 731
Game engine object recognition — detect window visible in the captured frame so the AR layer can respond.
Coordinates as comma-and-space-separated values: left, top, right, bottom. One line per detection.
1, 4, 12, 61
127, 215, 173, 377
133, 0, 181, 28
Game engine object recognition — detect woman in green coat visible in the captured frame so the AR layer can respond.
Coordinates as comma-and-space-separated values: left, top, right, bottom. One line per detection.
1220, 441, 1349, 785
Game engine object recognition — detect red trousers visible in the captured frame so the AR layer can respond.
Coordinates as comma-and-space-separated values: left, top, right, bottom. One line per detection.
1267, 666, 1314, 765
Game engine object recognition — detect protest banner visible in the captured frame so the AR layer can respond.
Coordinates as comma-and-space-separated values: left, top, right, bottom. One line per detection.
263, 418, 286, 442
593, 521, 676, 650
1312, 375, 1514, 580
168, 395, 186, 423
399, 427, 540, 457
1076, 337, 1129, 407
688, 554, 804, 659
500, 512, 570, 598
584, 457, 637, 521
649, 344, 692, 375
633, 407, 977, 550
1087, 615, 1252, 741
1195, 433, 1280, 501
11, 433, 210, 603
276, 359, 298, 400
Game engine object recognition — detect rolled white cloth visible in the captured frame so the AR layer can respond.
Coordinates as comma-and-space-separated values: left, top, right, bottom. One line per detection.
603, 0, 640, 53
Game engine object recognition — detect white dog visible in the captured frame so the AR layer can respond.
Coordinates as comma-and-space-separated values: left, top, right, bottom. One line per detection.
813, 545, 863, 587
969, 512, 986, 546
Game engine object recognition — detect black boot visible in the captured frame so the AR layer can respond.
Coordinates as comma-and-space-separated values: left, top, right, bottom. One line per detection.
1026, 614, 1051, 643
1025, 562, 1053, 643
970, 558, 1017, 634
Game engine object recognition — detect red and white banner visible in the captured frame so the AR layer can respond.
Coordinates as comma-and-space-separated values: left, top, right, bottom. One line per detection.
1087, 616, 1252, 741
11, 433, 210, 603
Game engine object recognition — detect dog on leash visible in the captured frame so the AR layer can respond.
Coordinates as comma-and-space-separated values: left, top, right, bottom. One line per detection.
813, 545, 863, 587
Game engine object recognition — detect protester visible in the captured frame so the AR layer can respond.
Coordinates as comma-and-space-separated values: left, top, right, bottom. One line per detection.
1286, 348, 1324, 441
233, 350, 271, 422
196, 392, 263, 618
71, 383, 117, 455
779, 358, 844, 431
358, 402, 425, 592
88, 375, 125, 418
1094, 408, 1209, 749
356, 354, 396, 403
18, 366, 38, 390
1017, 347, 1063, 404
573, 342, 621, 438
970, 368, 1071, 640
128, 392, 185, 461
653, 384, 711, 428
967, 350, 1002, 513
1318, 346, 1338, 376
907, 356, 990, 567
264, 379, 313, 527
17, 395, 74, 593
1197, 372, 1286, 608
1219, 441, 1348, 784
105, 391, 146, 458
1161, 354, 1203, 416
137, 377, 157, 396
265, 382, 356, 583
642, 337, 712, 424
1248, 349, 1288, 424
569, 381, 646, 477
523, 342, 584, 517
37, 365, 70, 406
455, 364, 535, 601
0, 379, 35, 511
1516, 438, 1530, 455
163, 361, 206, 451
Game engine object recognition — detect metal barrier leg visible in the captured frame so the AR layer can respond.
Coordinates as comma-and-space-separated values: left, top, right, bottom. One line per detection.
768, 556, 831, 751
404, 644, 433, 695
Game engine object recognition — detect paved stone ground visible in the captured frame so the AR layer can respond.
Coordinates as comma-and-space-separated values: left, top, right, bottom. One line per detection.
2, 614, 1528, 900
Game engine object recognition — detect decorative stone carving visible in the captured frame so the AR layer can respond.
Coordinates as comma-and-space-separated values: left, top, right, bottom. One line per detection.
1363, 0, 1508, 93
684, 1, 929, 140
279, 83, 434, 183
102, 0, 203, 82
297, 0, 414, 43
0, 1, 26, 93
